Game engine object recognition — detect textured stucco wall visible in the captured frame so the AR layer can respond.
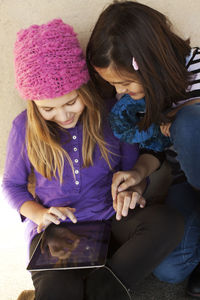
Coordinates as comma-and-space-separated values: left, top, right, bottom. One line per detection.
0, 0, 200, 175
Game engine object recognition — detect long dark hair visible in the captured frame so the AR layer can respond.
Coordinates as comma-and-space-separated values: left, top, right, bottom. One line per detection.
86, 0, 191, 129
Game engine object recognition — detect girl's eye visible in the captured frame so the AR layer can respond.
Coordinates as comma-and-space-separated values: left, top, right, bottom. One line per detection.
43, 107, 53, 112
121, 82, 132, 86
110, 82, 130, 87
66, 99, 77, 106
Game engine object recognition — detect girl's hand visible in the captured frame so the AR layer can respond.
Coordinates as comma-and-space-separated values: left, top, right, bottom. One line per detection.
114, 190, 146, 221
160, 123, 171, 137
37, 206, 77, 233
112, 170, 142, 203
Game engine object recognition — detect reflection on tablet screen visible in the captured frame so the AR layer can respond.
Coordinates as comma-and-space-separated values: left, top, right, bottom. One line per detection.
27, 221, 111, 271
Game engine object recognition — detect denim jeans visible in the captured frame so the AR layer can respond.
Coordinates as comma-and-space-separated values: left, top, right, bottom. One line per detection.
170, 103, 200, 189
153, 103, 200, 283
153, 182, 200, 283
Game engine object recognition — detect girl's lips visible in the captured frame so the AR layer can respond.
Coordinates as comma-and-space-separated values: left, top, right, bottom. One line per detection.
58, 117, 74, 126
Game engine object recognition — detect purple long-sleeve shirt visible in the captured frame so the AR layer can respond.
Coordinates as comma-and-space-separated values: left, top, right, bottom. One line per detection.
2, 109, 139, 247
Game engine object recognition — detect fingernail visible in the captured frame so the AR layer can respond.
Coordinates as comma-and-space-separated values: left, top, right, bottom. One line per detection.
61, 216, 66, 220
122, 212, 128, 217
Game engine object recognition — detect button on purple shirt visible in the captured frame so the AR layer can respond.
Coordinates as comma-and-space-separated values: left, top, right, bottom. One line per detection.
2, 110, 139, 247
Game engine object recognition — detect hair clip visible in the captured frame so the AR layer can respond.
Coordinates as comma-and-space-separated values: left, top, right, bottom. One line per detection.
132, 57, 139, 71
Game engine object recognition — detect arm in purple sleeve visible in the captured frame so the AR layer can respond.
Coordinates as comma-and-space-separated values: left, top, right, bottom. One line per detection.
2, 112, 35, 213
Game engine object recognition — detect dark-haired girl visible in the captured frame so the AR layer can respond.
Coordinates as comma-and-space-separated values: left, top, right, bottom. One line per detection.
87, 1, 200, 297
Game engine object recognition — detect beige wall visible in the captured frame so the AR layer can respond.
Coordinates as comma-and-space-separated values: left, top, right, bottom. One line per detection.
0, 0, 200, 175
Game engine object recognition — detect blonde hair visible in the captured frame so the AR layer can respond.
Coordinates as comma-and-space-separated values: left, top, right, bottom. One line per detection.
26, 83, 111, 183
17, 290, 35, 300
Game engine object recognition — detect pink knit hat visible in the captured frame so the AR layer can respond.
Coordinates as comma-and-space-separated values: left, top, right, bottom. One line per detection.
14, 19, 90, 100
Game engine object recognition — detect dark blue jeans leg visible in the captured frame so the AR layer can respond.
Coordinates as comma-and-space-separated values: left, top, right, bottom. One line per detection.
170, 103, 200, 189
153, 182, 200, 283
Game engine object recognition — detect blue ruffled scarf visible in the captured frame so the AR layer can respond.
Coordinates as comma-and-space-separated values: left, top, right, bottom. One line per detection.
109, 94, 172, 151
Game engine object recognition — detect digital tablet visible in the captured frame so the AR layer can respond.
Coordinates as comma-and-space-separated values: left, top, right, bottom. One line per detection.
27, 220, 111, 271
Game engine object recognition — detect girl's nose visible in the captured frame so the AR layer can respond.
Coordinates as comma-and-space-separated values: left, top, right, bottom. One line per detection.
56, 108, 68, 122
115, 84, 127, 94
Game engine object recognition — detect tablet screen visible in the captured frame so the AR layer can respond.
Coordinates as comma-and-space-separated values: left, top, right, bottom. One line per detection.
27, 221, 111, 271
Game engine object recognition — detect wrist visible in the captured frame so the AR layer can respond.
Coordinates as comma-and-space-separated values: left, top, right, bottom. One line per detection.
131, 167, 146, 182
35, 207, 48, 225
20, 201, 47, 225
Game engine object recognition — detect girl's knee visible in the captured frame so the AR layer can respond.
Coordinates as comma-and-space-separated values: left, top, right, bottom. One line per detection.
153, 264, 187, 284
170, 104, 200, 141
